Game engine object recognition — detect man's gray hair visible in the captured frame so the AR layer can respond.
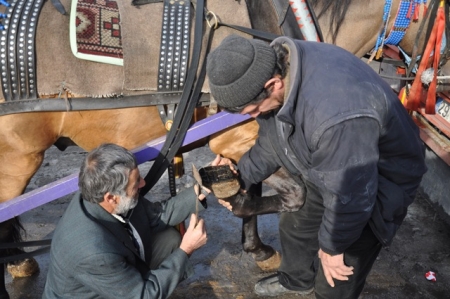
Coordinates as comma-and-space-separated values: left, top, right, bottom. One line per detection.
79, 143, 137, 204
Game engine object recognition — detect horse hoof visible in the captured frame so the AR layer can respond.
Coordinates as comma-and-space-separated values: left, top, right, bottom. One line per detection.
255, 251, 281, 272
7, 258, 39, 278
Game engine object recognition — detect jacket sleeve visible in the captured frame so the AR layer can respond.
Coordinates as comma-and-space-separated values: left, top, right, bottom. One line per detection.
238, 129, 281, 190
308, 117, 379, 255
143, 187, 206, 232
73, 248, 190, 299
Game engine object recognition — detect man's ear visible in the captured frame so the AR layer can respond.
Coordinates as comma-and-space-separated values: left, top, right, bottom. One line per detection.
103, 192, 117, 204
99, 192, 118, 213
264, 76, 283, 91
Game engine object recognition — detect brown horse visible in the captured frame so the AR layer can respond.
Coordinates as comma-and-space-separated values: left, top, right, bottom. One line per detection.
0, 0, 445, 298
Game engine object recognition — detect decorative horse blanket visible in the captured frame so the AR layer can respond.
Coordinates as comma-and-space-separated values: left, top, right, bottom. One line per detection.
8, 0, 251, 99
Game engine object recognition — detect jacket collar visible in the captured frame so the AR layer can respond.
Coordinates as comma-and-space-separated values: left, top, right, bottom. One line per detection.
78, 193, 143, 259
270, 37, 302, 125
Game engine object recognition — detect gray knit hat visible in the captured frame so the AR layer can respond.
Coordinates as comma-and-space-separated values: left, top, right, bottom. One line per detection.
206, 35, 276, 109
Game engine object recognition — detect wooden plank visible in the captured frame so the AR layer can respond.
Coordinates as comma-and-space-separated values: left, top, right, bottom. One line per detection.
413, 112, 450, 166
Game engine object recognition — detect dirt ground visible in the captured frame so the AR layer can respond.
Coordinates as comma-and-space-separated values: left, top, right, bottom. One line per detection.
4, 145, 450, 299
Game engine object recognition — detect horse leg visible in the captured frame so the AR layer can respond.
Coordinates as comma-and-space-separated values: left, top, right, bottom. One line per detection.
0, 113, 62, 292
0, 189, 43, 281
0, 218, 38, 299
224, 169, 305, 271
0, 264, 8, 299
3, 218, 39, 279
235, 183, 279, 272
242, 215, 282, 272
225, 168, 306, 218
0, 220, 14, 299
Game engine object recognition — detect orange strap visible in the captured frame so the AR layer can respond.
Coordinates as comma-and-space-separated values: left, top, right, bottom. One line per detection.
405, 1, 446, 113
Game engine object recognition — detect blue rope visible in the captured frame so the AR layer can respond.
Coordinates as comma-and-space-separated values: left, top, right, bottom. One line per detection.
374, 0, 393, 52
375, 0, 428, 51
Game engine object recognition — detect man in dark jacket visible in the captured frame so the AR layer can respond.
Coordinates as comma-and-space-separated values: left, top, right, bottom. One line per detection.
43, 143, 209, 299
206, 35, 427, 298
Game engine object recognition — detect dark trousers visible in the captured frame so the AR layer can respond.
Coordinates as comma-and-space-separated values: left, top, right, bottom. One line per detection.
149, 227, 181, 270
278, 181, 382, 299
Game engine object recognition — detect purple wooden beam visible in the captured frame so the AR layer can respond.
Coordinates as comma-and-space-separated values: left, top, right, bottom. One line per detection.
0, 112, 251, 222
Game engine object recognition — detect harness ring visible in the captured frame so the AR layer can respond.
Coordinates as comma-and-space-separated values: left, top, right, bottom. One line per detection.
206, 10, 218, 29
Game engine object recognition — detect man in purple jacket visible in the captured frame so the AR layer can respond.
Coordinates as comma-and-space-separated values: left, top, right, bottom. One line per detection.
206, 35, 427, 298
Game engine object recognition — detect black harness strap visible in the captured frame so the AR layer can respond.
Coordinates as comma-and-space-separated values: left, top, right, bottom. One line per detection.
0, 0, 45, 101
51, 0, 66, 15
155, 0, 192, 198
157, 0, 191, 92
217, 0, 319, 43
217, 22, 280, 42
0, 239, 51, 249
0, 92, 211, 116
0, 239, 51, 264
140, 0, 208, 195
304, 0, 324, 42
270, 0, 305, 40
132, 0, 162, 6
0, 247, 50, 264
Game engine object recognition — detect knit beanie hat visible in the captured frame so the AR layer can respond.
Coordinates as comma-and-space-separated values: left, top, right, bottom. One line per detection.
206, 35, 276, 109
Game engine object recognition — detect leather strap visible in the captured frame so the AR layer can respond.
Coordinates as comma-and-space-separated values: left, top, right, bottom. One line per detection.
0, 246, 50, 264
270, 0, 304, 40
140, 0, 208, 195
155, 0, 192, 198
0, 0, 44, 101
304, 0, 324, 41
218, 21, 280, 42
0, 238, 51, 264
51, 0, 66, 14
157, 0, 191, 92
0, 239, 51, 249
132, 0, 163, 6
0, 93, 210, 116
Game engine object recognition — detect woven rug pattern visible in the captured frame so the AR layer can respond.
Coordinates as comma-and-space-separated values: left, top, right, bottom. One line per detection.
76, 0, 123, 59
27, 0, 251, 98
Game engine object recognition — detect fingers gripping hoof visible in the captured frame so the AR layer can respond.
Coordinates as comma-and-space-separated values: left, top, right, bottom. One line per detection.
255, 251, 281, 272
7, 258, 39, 278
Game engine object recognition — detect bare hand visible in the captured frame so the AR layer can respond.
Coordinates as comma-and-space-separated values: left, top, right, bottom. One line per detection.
194, 183, 211, 201
318, 249, 354, 287
218, 199, 232, 211
211, 154, 238, 174
179, 214, 207, 256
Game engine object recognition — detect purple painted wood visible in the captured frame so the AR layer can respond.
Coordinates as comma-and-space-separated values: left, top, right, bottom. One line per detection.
0, 112, 251, 222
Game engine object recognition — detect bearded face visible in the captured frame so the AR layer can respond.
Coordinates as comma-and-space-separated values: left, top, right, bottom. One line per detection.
113, 168, 143, 215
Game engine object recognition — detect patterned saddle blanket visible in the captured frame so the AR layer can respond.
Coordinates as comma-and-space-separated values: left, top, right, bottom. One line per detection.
68, 0, 251, 94
70, 0, 123, 66
0, 0, 251, 99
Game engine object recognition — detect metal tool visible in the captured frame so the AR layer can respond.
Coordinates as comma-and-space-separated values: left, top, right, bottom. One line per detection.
191, 163, 204, 227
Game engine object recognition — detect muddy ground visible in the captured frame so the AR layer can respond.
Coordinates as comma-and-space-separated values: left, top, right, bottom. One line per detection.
5, 145, 450, 299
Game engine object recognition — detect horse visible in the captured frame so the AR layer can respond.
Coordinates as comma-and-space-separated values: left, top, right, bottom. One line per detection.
0, 0, 445, 298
